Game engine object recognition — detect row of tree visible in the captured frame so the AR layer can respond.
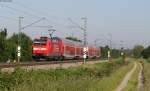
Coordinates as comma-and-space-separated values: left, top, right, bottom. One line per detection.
0, 28, 149, 62
100, 44, 150, 59
0, 28, 32, 62
132, 45, 150, 59
142, 46, 150, 59
100, 46, 121, 58
0, 29, 122, 62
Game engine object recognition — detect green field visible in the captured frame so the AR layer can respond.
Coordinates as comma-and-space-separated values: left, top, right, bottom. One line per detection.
0, 59, 134, 91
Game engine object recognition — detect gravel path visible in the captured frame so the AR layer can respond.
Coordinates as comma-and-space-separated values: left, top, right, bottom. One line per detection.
115, 62, 137, 91
1, 60, 108, 72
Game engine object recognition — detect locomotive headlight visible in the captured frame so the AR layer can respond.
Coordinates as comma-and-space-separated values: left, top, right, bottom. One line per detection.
33, 48, 39, 50
41, 48, 47, 50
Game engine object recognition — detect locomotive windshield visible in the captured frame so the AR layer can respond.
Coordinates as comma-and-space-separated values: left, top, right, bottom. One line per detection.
34, 40, 46, 46
52, 37, 60, 43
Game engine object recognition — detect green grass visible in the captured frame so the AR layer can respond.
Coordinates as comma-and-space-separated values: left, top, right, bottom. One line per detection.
122, 61, 140, 91
0, 59, 133, 91
143, 59, 150, 91
87, 61, 133, 91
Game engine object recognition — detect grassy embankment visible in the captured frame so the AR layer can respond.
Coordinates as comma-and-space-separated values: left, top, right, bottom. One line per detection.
143, 58, 150, 91
0, 58, 134, 91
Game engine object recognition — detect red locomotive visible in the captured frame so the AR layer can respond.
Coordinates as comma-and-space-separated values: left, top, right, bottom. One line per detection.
32, 36, 101, 60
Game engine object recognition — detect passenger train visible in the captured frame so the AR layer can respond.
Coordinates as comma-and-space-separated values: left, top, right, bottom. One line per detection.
32, 36, 101, 60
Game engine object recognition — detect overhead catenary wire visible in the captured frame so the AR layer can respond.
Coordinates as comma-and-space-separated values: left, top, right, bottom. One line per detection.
0, 1, 80, 39
68, 17, 87, 46
0, 4, 42, 19
0, 1, 78, 40
68, 18, 83, 30
21, 17, 46, 30
11, 2, 68, 27
0, 4, 43, 29
0, 3, 57, 32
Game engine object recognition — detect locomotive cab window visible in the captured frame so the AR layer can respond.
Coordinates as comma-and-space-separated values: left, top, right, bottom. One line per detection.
34, 41, 46, 46
52, 37, 60, 43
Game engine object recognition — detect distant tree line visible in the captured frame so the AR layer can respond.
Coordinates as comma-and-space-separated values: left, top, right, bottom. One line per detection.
100, 45, 122, 59
0, 28, 32, 62
142, 46, 150, 59
100, 44, 149, 59
1, 28, 149, 62
132, 45, 150, 59
0, 29, 124, 62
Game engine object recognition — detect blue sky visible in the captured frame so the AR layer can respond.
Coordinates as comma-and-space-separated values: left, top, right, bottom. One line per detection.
0, 0, 150, 48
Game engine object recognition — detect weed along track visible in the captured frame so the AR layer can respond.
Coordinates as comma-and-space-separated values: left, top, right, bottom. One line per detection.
0, 60, 107, 72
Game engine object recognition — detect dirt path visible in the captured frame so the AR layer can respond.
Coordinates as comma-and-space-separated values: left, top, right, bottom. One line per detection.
115, 62, 137, 91
137, 62, 144, 91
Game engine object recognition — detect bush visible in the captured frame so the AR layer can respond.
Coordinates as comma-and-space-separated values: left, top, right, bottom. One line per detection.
0, 68, 27, 90
0, 59, 128, 90
146, 58, 150, 63
142, 46, 150, 59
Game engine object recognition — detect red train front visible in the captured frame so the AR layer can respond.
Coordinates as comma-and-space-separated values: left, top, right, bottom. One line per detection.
32, 37, 64, 60
32, 36, 101, 60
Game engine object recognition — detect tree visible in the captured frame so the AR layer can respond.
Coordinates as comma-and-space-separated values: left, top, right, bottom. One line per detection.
101, 45, 121, 59
100, 45, 109, 58
111, 49, 120, 58
7, 33, 33, 61
142, 46, 150, 59
124, 48, 132, 57
0, 28, 7, 51
132, 45, 144, 58
0, 28, 33, 62
0, 28, 8, 62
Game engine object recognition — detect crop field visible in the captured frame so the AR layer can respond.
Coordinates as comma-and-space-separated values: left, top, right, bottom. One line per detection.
0, 59, 133, 91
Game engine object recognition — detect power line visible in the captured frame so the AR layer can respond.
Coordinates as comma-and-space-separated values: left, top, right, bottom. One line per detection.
0, 4, 41, 19
68, 18, 83, 29
32, 26, 53, 28
68, 17, 87, 46
1, 2, 71, 30
11, 2, 67, 27
0, 3, 60, 31
21, 17, 45, 30
0, 2, 78, 38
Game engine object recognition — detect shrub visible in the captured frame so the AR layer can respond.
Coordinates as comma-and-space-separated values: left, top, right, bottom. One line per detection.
0, 59, 127, 90
146, 58, 150, 63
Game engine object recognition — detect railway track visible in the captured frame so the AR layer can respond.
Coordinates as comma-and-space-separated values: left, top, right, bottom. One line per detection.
0, 59, 101, 69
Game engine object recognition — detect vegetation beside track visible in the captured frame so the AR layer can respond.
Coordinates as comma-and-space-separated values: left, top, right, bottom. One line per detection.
0, 58, 132, 91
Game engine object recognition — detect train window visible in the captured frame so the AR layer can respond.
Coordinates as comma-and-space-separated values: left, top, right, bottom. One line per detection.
34, 41, 46, 46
